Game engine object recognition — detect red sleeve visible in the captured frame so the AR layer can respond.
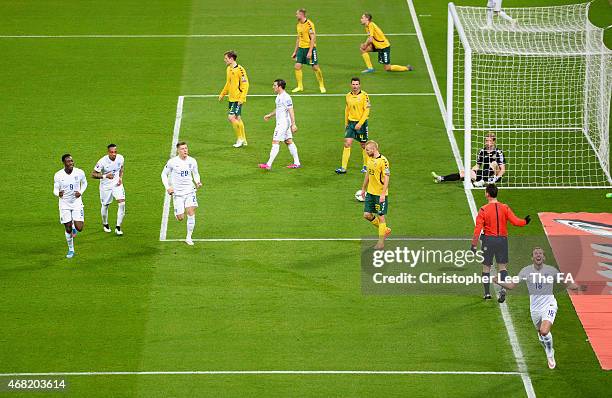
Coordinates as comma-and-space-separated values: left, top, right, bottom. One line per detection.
472, 207, 485, 245
505, 205, 527, 227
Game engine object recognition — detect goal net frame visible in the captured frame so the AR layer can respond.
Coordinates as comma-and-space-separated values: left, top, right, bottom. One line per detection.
446, 2, 612, 189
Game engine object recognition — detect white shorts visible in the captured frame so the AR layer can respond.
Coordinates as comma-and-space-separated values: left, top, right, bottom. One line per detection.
273, 125, 293, 142
173, 192, 198, 217
530, 303, 557, 328
487, 0, 502, 12
59, 207, 84, 224
100, 185, 126, 205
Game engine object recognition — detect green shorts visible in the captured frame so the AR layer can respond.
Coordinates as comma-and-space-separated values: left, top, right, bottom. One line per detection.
296, 47, 318, 65
364, 193, 388, 216
374, 46, 391, 65
228, 101, 242, 116
344, 120, 369, 142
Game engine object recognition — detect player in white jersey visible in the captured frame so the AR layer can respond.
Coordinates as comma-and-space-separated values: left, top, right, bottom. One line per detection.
258, 79, 301, 170
92, 144, 125, 235
53, 154, 88, 258
161, 141, 202, 245
494, 247, 585, 369
486, 0, 516, 28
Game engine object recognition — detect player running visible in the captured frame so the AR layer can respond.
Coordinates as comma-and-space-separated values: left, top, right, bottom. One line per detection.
258, 79, 301, 170
161, 142, 202, 246
53, 154, 88, 258
218, 50, 249, 148
485, 0, 516, 29
494, 247, 585, 369
291, 9, 326, 93
471, 184, 530, 301
91, 144, 125, 235
360, 13, 414, 73
432, 132, 505, 187
335, 78, 370, 174
359, 141, 391, 250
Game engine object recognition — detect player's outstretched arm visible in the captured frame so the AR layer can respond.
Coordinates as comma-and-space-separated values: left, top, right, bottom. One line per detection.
506, 206, 530, 227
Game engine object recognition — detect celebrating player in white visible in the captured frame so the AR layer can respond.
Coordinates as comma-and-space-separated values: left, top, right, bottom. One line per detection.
258, 79, 301, 170
486, 0, 516, 28
494, 247, 585, 369
92, 144, 125, 235
53, 154, 88, 258
161, 141, 202, 245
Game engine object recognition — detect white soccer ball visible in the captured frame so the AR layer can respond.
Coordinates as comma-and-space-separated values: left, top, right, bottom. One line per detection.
355, 190, 365, 202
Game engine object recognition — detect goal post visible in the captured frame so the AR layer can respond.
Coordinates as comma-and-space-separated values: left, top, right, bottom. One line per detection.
447, 2, 612, 189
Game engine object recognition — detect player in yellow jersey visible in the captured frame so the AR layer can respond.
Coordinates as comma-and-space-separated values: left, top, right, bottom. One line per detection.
335, 77, 371, 174
291, 9, 326, 93
359, 13, 413, 73
359, 140, 391, 249
218, 50, 249, 148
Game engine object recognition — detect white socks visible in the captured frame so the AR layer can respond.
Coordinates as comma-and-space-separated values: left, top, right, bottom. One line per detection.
288, 143, 300, 165
498, 11, 515, 23
267, 144, 280, 166
117, 202, 126, 227
101, 204, 109, 224
65, 231, 74, 251
186, 215, 195, 240
539, 332, 554, 358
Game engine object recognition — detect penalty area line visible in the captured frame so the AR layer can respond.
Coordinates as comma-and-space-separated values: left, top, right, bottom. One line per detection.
183, 93, 435, 98
160, 238, 470, 242
0, 33, 416, 39
0, 370, 522, 377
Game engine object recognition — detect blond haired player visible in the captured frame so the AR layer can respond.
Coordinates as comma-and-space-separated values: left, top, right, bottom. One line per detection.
291, 8, 326, 93
336, 77, 370, 174
360, 13, 413, 73
359, 141, 391, 249
53, 154, 88, 258
494, 247, 585, 369
161, 142, 202, 246
218, 50, 249, 148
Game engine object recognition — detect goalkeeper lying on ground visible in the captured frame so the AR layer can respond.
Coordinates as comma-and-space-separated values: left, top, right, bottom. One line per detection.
432, 132, 505, 187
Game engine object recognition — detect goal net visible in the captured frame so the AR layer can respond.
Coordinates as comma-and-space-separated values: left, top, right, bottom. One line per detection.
447, 2, 612, 188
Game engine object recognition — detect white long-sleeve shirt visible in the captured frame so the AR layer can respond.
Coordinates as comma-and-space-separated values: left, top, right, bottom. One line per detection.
53, 167, 88, 209
161, 156, 200, 196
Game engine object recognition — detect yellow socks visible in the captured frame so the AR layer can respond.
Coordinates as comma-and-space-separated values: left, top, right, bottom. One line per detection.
231, 120, 241, 140
362, 53, 373, 69
389, 65, 409, 72
362, 149, 368, 168
314, 69, 325, 89
295, 69, 303, 89
378, 222, 387, 238
341, 147, 351, 170
238, 119, 246, 142
370, 217, 380, 228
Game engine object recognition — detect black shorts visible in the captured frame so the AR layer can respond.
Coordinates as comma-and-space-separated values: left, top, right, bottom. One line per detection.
481, 235, 509, 265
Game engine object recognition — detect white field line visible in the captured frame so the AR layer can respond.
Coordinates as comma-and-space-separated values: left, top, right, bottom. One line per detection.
162, 238, 471, 242
405, 1, 535, 397
184, 93, 435, 98
0, 370, 521, 377
0, 33, 415, 39
159, 96, 184, 241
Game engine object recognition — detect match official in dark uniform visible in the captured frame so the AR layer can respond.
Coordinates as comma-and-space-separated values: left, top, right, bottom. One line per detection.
471, 184, 531, 302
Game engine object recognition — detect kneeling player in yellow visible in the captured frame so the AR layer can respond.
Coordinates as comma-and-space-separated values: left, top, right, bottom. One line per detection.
360, 13, 413, 73
359, 140, 391, 249
291, 9, 326, 93
336, 77, 370, 174
218, 50, 249, 148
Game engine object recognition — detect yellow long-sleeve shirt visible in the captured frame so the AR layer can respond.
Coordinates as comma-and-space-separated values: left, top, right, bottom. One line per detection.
219, 63, 249, 103
366, 21, 390, 49
297, 19, 316, 48
367, 154, 390, 196
345, 90, 370, 125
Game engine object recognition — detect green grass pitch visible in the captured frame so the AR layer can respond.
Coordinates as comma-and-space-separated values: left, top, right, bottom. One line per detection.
0, 0, 610, 397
